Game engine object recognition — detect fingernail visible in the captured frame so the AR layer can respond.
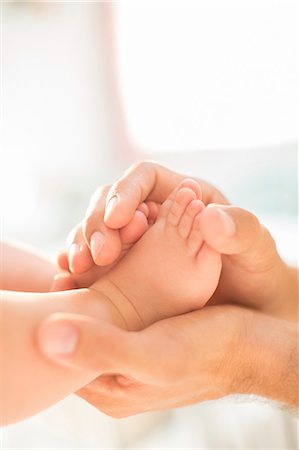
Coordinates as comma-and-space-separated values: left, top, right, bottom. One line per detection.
104, 195, 119, 221
215, 208, 236, 236
40, 321, 78, 357
90, 231, 106, 261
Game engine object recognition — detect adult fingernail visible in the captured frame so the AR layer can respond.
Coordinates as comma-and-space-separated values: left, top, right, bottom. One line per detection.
40, 321, 78, 357
215, 208, 236, 236
90, 231, 106, 261
104, 195, 119, 222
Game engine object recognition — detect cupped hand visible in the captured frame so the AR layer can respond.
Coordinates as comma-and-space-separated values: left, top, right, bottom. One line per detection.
37, 303, 298, 417
43, 161, 298, 418
54, 161, 295, 319
54, 169, 202, 286
37, 304, 249, 416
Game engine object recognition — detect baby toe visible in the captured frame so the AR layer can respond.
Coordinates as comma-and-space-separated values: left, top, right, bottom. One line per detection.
167, 188, 197, 227
178, 199, 204, 239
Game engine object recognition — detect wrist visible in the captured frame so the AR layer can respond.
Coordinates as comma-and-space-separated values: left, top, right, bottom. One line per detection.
231, 309, 298, 407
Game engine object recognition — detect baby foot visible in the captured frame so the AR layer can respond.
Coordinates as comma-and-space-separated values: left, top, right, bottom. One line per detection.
54, 202, 157, 291
93, 181, 222, 329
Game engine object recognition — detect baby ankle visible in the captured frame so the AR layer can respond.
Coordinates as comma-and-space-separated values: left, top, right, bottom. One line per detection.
92, 278, 145, 331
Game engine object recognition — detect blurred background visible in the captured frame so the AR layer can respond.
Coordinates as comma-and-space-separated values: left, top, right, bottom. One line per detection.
1, 0, 298, 448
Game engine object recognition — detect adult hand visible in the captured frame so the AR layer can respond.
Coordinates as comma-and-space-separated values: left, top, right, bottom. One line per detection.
37, 304, 298, 417
56, 162, 225, 275
55, 161, 296, 320
46, 161, 297, 416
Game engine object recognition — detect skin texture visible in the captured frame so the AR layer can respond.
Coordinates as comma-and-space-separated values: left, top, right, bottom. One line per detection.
45, 161, 298, 417
0, 287, 126, 426
57, 162, 297, 320
0, 180, 222, 425
57, 306, 298, 417
2, 162, 297, 425
1, 241, 59, 293
91, 182, 222, 327
58, 164, 226, 276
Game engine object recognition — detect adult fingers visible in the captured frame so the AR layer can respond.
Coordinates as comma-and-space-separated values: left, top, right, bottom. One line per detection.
82, 185, 122, 266
105, 161, 204, 229
36, 305, 241, 387
118, 209, 149, 246
53, 263, 118, 290
76, 375, 195, 418
66, 225, 94, 274
36, 312, 190, 386
57, 251, 69, 271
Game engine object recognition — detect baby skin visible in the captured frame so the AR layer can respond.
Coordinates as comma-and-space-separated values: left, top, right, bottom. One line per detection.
92, 181, 222, 329
2, 180, 222, 425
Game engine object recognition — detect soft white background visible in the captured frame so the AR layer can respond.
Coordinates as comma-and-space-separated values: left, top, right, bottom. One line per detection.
1, 1, 298, 448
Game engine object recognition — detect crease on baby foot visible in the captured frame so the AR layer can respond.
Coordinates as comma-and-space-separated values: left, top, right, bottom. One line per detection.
88, 285, 130, 331
104, 278, 145, 330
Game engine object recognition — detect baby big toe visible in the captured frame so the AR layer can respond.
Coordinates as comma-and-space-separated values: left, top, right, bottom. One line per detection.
178, 199, 204, 239
167, 188, 197, 227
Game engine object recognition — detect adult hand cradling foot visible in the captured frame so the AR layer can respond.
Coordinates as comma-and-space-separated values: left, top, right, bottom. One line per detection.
39, 161, 298, 416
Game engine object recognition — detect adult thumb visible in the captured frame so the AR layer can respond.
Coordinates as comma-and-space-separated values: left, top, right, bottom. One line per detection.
36, 313, 182, 384
197, 204, 278, 270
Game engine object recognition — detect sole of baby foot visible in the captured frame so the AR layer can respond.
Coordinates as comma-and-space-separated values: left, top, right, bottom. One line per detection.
92, 183, 222, 328
56, 204, 155, 289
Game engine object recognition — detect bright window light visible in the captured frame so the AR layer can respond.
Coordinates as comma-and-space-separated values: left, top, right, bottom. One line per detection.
115, 1, 297, 152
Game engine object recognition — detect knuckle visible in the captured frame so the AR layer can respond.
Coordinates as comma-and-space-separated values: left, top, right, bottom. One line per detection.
85, 185, 110, 216
82, 197, 109, 241
81, 219, 91, 241
127, 160, 154, 173
81, 217, 100, 242
260, 225, 278, 256
244, 212, 262, 244
246, 210, 260, 230
89, 185, 110, 205
108, 160, 158, 202
261, 225, 275, 245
